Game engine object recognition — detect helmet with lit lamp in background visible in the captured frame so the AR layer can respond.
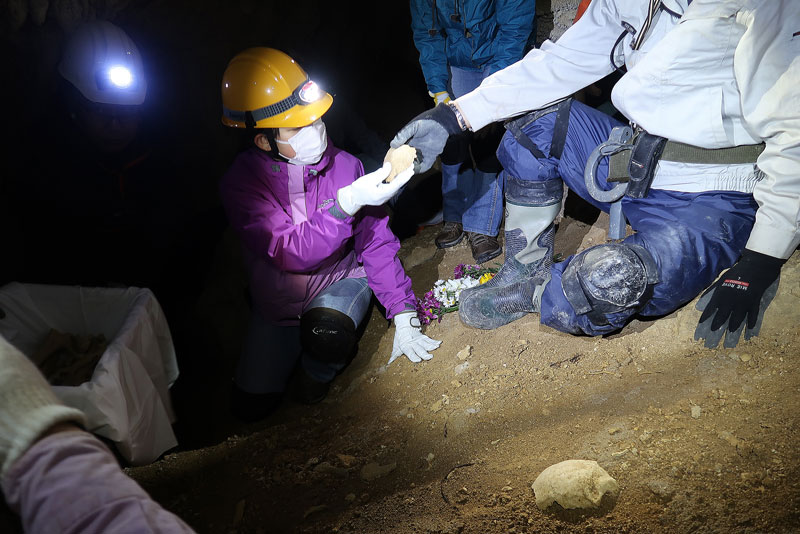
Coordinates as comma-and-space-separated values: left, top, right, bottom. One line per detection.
58, 20, 147, 106
221, 47, 332, 129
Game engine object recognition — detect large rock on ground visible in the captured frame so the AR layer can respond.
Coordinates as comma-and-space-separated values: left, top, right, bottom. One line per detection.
532, 459, 619, 510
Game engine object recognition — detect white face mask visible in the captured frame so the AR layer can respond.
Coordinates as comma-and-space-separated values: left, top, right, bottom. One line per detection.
275, 119, 328, 165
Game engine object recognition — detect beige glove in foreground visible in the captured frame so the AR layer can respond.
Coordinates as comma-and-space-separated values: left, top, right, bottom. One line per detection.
0, 335, 87, 478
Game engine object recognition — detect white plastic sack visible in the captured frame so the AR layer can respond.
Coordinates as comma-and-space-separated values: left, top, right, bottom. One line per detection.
0, 282, 179, 465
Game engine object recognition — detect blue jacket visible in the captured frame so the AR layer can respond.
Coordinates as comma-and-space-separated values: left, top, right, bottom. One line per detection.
410, 0, 535, 94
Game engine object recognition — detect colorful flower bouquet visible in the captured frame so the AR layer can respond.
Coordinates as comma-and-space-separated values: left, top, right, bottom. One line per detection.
416, 263, 500, 325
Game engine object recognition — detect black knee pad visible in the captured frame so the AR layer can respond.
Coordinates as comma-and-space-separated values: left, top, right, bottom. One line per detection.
561, 243, 659, 325
300, 308, 357, 364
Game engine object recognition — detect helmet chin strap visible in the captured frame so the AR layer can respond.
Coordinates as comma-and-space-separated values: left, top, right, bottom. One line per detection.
257, 128, 289, 162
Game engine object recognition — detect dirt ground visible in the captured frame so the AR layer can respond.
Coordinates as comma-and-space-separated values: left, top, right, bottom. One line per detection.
121, 210, 800, 534
7, 3, 797, 533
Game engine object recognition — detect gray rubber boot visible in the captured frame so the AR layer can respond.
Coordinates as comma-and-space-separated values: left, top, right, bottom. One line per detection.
459, 176, 561, 329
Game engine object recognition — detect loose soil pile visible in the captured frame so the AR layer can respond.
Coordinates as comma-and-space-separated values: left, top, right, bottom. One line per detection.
125, 214, 800, 533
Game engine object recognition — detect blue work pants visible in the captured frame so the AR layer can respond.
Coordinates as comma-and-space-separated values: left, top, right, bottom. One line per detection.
497, 100, 758, 335
441, 66, 504, 236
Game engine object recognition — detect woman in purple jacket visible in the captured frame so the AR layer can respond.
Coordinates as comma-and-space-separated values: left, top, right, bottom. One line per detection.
219, 48, 441, 421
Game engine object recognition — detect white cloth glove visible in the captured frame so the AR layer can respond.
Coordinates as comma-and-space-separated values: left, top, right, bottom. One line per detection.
337, 162, 415, 216
389, 311, 442, 364
0, 335, 87, 478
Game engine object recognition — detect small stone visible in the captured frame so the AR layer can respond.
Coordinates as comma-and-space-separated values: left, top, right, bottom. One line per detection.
455, 361, 470, 375
430, 395, 450, 413
314, 461, 349, 476
360, 462, 397, 481
691, 405, 702, 419
337, 454, 357, 467
384, 145, 417, 182
345, 493, 356, 502
648, 480, 675, 503
718, 430, 741, 448
457, 345, 472, 360
739, 353, 752, 362
303, 504, 327, 519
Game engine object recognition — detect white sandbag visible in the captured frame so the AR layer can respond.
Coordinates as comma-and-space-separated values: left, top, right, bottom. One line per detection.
0, 282, 179, 465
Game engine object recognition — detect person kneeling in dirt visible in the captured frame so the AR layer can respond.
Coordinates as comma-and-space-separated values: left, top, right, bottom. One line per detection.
219, 48, 441, 422
392, 0, 798, 349
0, 334, 196, 533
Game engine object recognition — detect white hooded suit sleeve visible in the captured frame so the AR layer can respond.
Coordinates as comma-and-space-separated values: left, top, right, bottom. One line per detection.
737, 0, 800, 259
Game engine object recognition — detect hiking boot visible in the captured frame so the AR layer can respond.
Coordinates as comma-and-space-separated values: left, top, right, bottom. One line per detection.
467, 232, 502, 264
435, 221, 465, 249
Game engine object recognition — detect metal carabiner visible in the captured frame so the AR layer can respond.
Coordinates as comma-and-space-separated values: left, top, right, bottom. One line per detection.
583, 125, 633, 204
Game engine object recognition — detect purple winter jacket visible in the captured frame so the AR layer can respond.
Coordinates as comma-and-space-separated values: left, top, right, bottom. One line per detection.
219, 142, 416, 326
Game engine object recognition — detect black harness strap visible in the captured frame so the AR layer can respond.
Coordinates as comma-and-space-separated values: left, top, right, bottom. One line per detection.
504, 99, 573, 161
505, 117, 547, 160
550, 98, 573, 160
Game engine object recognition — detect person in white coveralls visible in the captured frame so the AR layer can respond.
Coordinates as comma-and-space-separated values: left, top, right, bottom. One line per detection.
392, 0, 799, 349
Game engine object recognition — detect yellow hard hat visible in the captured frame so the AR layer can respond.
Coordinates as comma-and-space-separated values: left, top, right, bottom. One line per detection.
221, 47, 333, 129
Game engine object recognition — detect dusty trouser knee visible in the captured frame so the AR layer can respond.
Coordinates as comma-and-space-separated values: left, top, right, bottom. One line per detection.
561, 243, 659, 327
300, 308, 358, 365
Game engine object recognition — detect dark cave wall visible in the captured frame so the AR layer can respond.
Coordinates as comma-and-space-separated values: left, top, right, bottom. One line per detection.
2, 1, 432, 210
1, 0, 558, 186
0, 0, 559, 286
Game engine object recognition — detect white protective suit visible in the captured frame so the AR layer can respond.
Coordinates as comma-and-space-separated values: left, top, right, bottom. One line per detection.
456, 0, 800, 259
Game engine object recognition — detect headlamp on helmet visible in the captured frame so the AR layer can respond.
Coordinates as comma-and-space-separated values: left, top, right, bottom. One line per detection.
107, 65, 134, 88
59, 20, 147, 106
297, 80, 323, 104
95, 64, 139, 93
220, 47, 333, 129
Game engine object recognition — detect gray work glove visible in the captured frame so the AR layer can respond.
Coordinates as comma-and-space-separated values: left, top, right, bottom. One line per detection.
0, 335, 87, 478
694, 249, 784, 349
389, 311, 441, 364
337, 162, 415, 216
390, 103, 464, 174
